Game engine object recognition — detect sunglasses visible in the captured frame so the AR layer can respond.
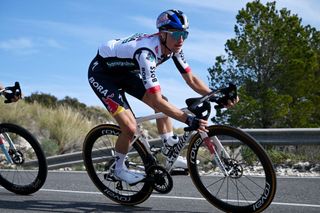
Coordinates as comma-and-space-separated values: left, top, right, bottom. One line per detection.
163, 30, 189, 41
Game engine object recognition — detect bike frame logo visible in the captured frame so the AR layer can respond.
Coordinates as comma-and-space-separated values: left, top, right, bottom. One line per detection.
190, 138, 202, 164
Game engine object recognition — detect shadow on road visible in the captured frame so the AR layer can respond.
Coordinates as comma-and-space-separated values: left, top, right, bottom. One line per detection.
0, 191, 199, 213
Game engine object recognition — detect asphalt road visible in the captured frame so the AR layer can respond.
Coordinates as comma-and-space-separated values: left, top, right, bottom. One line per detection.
0, 171, 319, 213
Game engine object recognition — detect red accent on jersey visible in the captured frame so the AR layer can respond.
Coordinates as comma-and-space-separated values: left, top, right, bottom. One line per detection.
185, 66, 192, 73
147, 85, 161, 94
102, 97, 120, 114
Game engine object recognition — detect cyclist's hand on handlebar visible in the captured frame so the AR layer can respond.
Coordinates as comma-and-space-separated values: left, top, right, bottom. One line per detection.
1, 82, 22, 103
2, 92, 20, 103
225, 95, 239, 108
212, 94, 240, 109
184, 115, 208, 132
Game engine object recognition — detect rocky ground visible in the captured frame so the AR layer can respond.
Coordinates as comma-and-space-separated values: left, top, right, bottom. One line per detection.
275, 161, 320, 177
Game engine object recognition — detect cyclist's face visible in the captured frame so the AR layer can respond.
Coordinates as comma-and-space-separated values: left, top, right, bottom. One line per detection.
165, 31, 187, 53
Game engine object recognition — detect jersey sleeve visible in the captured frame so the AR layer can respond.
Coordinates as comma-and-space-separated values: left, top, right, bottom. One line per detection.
172, 49, 192, 74
134, 49, 161, 94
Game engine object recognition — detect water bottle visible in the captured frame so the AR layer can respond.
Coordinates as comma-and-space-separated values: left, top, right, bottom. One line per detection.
161, 135, 179, 157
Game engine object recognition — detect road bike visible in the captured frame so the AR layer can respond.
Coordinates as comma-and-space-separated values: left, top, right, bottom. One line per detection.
0, 82, 48, 195
82, 84, 277, 213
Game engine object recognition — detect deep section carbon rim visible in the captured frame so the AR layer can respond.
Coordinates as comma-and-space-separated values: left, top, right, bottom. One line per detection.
83, 124, 153, 205
0, 123, 47, 195
188, 125, 276, 213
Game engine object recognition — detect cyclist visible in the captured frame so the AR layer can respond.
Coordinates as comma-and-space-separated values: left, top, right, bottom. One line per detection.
88, 9, 238, 184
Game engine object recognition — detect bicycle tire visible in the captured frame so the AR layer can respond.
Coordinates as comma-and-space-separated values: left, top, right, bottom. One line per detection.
82, 124, 154, 205
0, 123, 48, 195
187, 125, 276, 213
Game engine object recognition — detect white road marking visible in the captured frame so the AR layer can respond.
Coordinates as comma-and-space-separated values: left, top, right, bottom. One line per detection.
37, 188, 320, 208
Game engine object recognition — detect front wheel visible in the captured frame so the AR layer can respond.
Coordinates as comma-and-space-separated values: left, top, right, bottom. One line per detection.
82, 124, 154, 206
187, 125, 276, 213
0, 123, 48, 195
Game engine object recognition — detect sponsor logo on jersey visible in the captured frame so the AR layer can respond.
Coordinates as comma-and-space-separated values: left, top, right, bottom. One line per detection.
102, 97, 120, 115
106, 61, 135, 68
91, 61, 99, 71
178, 50, 187, 64
146, 52, 155, 62
89, 77, 108, 96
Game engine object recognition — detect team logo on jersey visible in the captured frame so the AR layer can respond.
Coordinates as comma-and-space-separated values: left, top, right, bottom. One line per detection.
102, 97, 123, 115
146, 52, 156, 62
89, 77, 108, 96
178, 50, 187, 64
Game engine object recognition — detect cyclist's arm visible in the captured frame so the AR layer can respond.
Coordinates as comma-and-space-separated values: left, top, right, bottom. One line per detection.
134, 49, 185, 121
181, 72, 211, 96
136, 49, 207, 129
172, 50, 211, 96
143, 90, 186, 121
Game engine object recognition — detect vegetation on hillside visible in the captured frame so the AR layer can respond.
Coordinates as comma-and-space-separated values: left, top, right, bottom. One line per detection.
0, 93, 179, 156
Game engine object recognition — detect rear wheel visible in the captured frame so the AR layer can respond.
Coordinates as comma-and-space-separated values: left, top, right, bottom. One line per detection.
82, 124, 154, 205
187, 125, 276, 213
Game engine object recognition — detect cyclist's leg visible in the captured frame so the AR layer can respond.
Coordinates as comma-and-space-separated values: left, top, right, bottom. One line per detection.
88, 64, 144, 184
151, 96, 188, 168
127, 79, 187, 169
112, 110, 145, 184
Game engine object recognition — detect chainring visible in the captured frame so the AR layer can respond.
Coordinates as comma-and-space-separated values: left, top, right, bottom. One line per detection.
147, 165, 173, 194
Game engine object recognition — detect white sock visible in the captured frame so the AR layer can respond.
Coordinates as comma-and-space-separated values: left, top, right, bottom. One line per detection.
160, 131, 174, 142
115, 151, 126, 171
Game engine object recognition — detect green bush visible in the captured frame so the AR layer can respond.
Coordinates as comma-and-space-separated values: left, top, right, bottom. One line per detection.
41, 139, 59, 156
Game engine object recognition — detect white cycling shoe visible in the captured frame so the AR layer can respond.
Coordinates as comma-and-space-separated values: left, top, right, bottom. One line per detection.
172, 156, 188, 169
114, 169, 145, 185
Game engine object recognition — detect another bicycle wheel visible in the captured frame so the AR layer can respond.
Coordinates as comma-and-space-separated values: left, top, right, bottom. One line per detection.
187, 125, 276, 213
82, 124, 154, 205
0, 123, 47, 195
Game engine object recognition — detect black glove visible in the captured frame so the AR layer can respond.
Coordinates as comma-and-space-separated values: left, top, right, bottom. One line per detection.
214, 83, 237, 109
184, 115, 200, 131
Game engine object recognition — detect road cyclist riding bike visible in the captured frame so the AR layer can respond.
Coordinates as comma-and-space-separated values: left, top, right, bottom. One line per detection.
0, 82, 48, 195
83, 83, 276, 212
87, 9, 239, 185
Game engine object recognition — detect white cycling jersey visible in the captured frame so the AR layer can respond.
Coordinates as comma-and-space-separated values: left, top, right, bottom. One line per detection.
97, 33, 191, 94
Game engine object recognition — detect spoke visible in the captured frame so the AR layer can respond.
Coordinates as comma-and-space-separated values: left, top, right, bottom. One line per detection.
237, 178, 260, 197
229, 178, 252, 205
204, 176, 225, 189
243, 174, 265, 190
215, 177, 226, 197
236, 180, 239, 206
227, 177, 229, 202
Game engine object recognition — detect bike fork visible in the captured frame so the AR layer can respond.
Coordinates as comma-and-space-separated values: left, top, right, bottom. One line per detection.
0, 133, 14, 163
199, 132, 230, 176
